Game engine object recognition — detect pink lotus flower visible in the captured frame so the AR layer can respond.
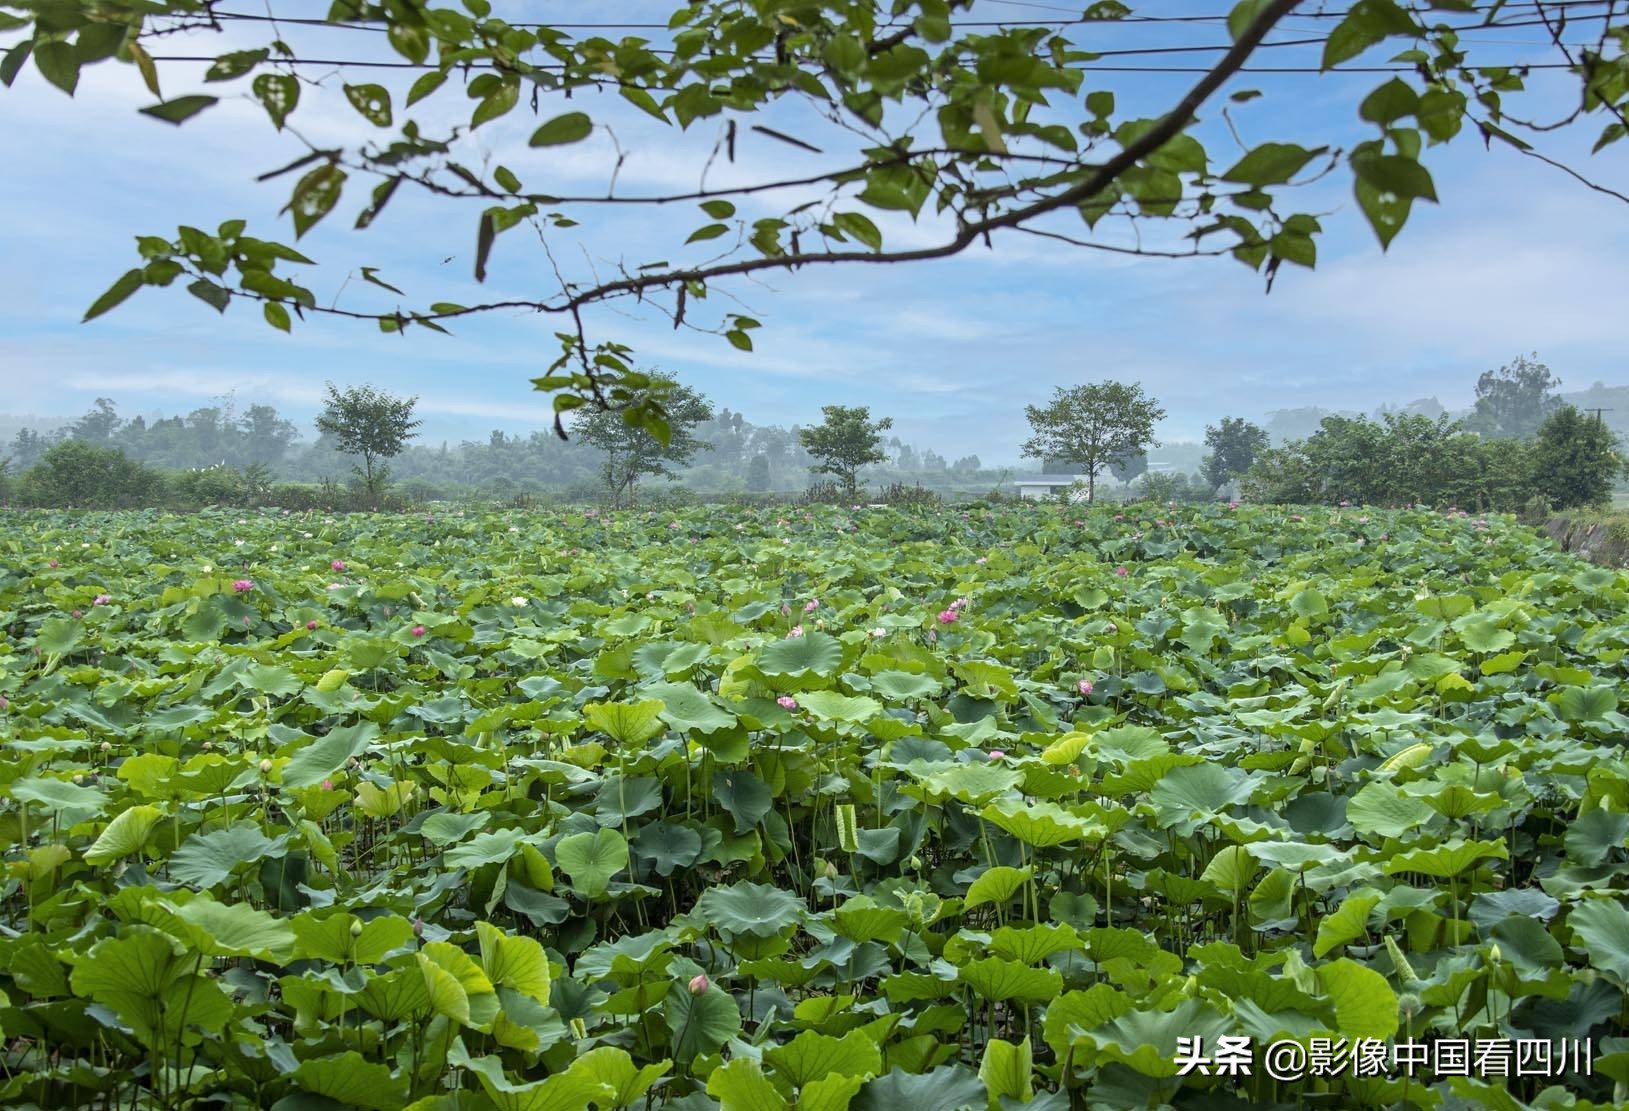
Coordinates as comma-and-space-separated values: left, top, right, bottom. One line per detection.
331, 560, 347, 571
688, 973, 710, 995
47, 559, 58, 568
93, 594, 111, 606
988, 750, 1006, 760
321, 778, 334, 791
411, 625, 426, 637
1114, 566, 1128, 577
232, 579, 255, 593
937, 609, 958, 624
306, 620, 318, 631
788, 625, 804, 638
804, 598, 819, 613
0, 695, 8, 710
777, 696, 798, 710
1078, 679, 1094, 696
1228, 502, 1239, 509
72, 609, 83, 618
781, 602, 792, 617
975, 557, 987, 565
327, 583, 343, 590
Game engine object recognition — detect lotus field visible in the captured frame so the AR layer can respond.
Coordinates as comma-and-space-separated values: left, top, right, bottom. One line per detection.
3, 503, 1629, 1110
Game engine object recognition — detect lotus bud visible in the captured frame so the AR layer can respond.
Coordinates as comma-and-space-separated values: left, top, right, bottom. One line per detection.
1488, 944, 1501, 964
100, 741, 112, 752
350, 919, 364, 938
822, 859, 839, 880
688, 973, 710, 996
259, 758, 273, 773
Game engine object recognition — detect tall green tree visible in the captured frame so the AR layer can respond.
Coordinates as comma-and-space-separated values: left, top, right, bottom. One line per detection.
22, 1, 1628, 435
1467, 354, 1561, 440
798, 406, 892, 496
1530, 406, 1626, 510
575, 376, 713, 507
1203, 417, 1270, 491
314, 383, 422, 508
1022, 382, 1165, 502
745, 453, 771, 493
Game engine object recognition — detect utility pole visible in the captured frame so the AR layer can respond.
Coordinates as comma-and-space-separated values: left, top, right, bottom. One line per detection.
1583, 407, 1612, 425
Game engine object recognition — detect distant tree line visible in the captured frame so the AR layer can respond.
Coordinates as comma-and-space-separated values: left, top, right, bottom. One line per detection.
0, 388, 1006, 509
1243, 408, 1624, 511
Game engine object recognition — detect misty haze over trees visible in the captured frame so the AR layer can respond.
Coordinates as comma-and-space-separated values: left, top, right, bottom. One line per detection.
3, 355, 1624, 512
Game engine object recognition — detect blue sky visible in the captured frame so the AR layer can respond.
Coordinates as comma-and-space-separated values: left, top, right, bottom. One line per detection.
3, 1, 1626, 463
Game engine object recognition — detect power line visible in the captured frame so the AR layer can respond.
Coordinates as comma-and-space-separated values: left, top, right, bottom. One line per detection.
144, 51, 1586, 73
191, 0, 1620, 35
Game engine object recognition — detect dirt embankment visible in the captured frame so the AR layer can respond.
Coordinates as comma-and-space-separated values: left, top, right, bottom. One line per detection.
1545, 514, 1629, 568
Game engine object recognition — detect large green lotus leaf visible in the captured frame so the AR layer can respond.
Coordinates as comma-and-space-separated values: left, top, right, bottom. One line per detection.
293, 1051, 408, 1111
977, 1036, 1032, 1105
169, 822, 280, 889
33, 616, 82, 656
118, 753, 180, 798
172, 897, 296, 961
869, 669, 942, 700
1456, 616, 1515, 653
854, 1066, 985, 1111
453, 1044, 616, 1111
981, 799, 1095, 848
240, 661, 302, 697
1091, 725, 1167, 764
1346, 781, 1434, 840
832, 897, 910, 945
1565, 809, 1629, 863
420, 811, 491, 846
9, 775, 109, 819
70, 928, 181, 1007
1490, 915, 1565, 973
1567, 898, 1629, 983
665, 982, 742, 1062
708, 1057, 788, 1111
713, 769, 774, 834
419, 941, 498, 1030
958, 958, 1063, 1004
908, 763, 1022, 803
800, 1074, 865, 1111
1554, 685, 1618, 723
355, 966, 431, 1022
1312, 890, 1380, 958
476, 921, 552, 1004
646, 681, 736, 733
83, 804, 163, 865
1149, 763, 1256, 818
1316, 958, 1398, 1039
1468, 887, 1560, 933
1177, 606, 1228, 653
447, 828, 531, 870
584, 699, 666, 746
1248, 841, 1348, 872
965, 865, 1032, 911
1079, 999, 1231, 1077
281, 721, 378, 789
633, 821, 703, 877
757, 631, 843, 678
555, 828, 628, 898
565, 1046, 671, 1108
1200, 846, 1259, 895
798, 690, 882, 723
1383, 837, 1507, 878
766, 1029, 881, 1088
695, 881, 803, 938
1040, 985, 1134, 1059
